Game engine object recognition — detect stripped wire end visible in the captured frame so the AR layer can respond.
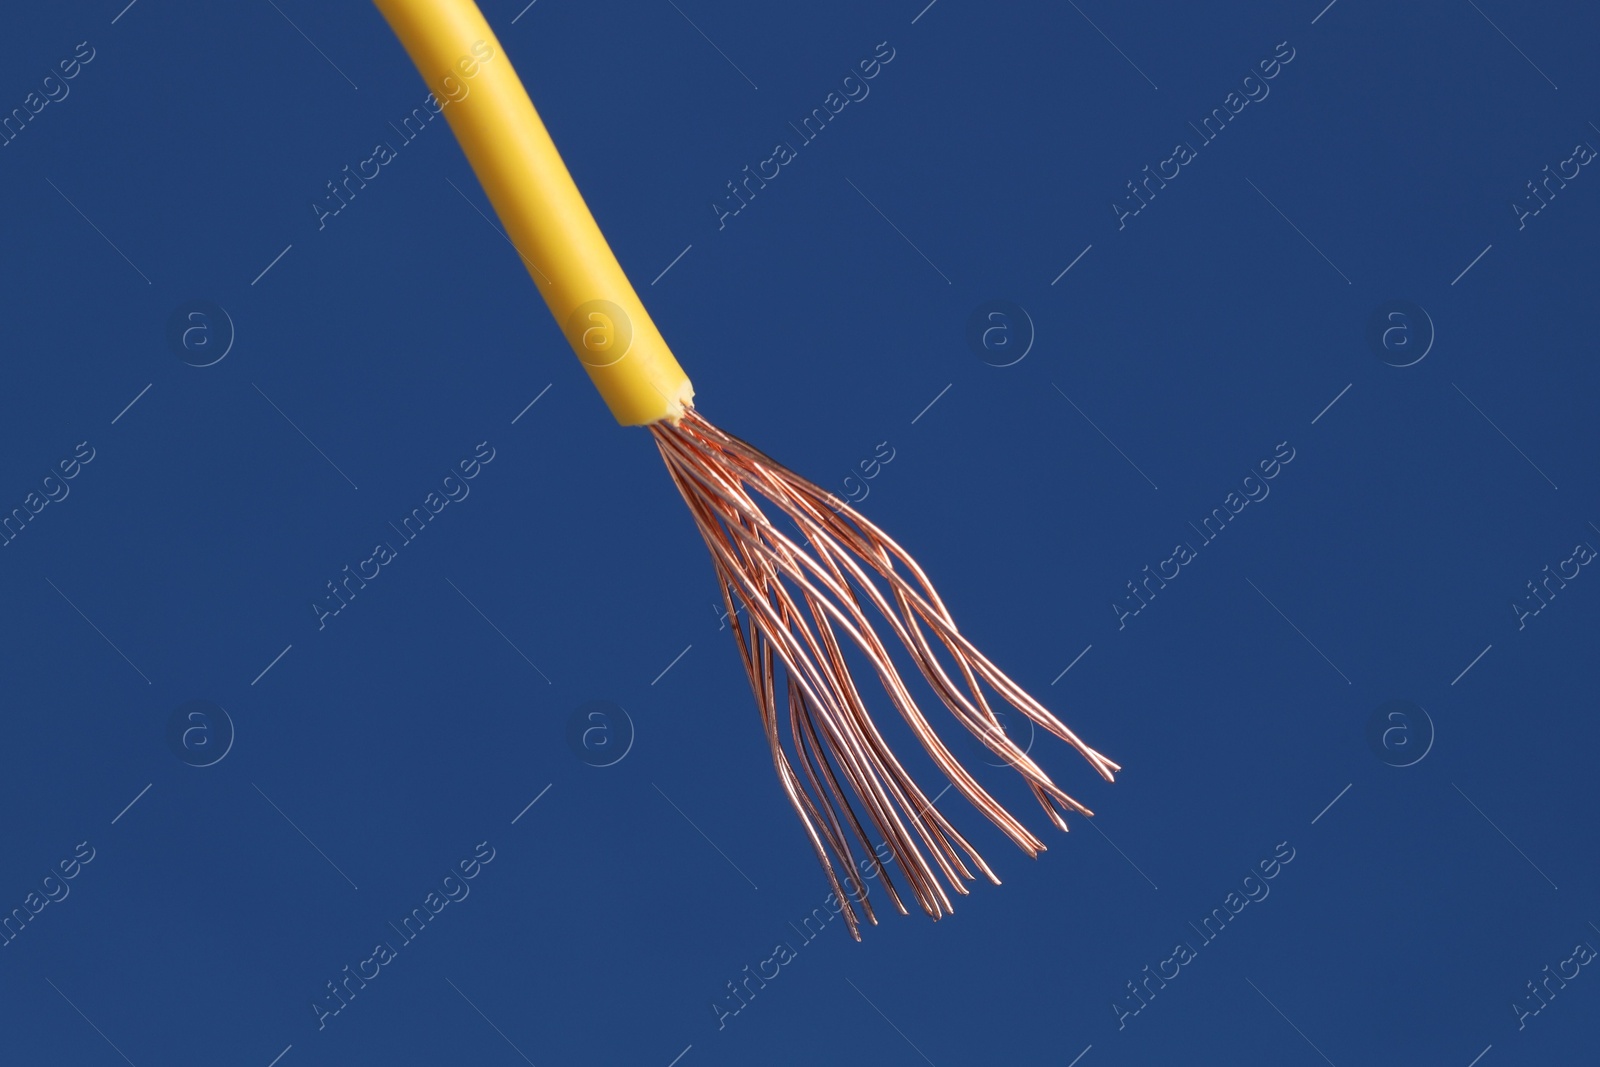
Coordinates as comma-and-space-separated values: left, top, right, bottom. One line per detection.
651, 408, 1119, 940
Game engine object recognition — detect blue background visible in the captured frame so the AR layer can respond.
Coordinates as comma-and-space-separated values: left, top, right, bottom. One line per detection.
1, 1, 1596, 1065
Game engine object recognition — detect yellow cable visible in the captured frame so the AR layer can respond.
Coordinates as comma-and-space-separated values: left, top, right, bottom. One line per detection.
373, 0, 694, 426
375, 0, 1120, 929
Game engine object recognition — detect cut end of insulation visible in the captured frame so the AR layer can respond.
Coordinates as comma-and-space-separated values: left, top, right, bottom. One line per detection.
640, 378, 697, 428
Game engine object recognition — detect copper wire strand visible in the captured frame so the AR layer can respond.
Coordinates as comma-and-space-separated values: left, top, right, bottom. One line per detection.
720, 419, 1121, 784
663, 421, 1080, 832
655, 425, 974, 909
674, 460, 958, 917
694, 410, 1122, 780
651, 408, 1118, 928
783, 476, 1074, 832
670, 464, 871, 933
716, 503, 958, 915
666, 457, 922, 927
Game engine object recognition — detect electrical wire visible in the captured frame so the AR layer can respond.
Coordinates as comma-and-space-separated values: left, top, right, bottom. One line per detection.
374, 0, 1119, 936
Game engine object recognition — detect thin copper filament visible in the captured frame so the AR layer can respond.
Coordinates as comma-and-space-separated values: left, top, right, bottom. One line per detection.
651, 408, 1120, 939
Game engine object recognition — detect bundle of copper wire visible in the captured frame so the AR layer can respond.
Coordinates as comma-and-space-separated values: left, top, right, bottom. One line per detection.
653, 409, 1120, 938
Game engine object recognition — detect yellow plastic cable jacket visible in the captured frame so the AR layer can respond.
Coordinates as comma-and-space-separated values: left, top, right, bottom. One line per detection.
373, 0, 694, 426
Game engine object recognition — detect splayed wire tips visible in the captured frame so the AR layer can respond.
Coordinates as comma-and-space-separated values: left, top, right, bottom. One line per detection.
651, 408, 1119, 936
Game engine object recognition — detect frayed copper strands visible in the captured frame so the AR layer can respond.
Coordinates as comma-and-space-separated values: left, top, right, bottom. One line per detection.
650, 409, 1119, 940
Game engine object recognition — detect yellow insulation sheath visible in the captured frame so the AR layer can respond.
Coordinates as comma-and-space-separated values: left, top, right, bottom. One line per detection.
372, 0, 694, 426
